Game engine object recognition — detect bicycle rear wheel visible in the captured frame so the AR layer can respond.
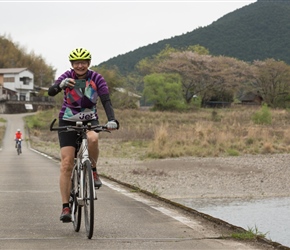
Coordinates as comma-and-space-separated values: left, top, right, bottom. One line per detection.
71, 166, 82, 232
83, 160, 94, 239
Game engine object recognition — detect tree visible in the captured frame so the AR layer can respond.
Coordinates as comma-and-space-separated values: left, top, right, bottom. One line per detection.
156, 51, 250, 104
143, 73, 185, 111
0, 34, 56, 87
187, 44, 210, 55
90, 65, 124, 93
136, 44, 210, 76
250, 59, 290, 108
136, 44, 179, 76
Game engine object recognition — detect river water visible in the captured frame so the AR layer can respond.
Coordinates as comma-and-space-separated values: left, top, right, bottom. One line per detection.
173, 196, 290, 247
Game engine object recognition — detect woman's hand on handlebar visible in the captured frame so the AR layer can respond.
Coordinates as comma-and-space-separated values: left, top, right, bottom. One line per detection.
105, 120, 119, 130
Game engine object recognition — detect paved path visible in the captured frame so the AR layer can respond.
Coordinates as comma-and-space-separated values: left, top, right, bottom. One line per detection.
0, 114, 273, 249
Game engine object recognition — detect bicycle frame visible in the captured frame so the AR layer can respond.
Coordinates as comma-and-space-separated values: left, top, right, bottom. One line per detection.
74, 121, 96, 205
16, 139, 22, 155
50, 118, 110, 239
50, 119, 107, 202
16, 139, 21, 147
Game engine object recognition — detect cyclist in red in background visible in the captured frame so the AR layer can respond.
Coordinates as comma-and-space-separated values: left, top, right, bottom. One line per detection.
15, 129, 22, 148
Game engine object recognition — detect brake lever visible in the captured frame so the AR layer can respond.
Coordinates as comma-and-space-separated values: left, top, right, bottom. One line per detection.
50, 119, 57, 131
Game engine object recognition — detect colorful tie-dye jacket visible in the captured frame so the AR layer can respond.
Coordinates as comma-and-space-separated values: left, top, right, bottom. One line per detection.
48, 69, 115, 122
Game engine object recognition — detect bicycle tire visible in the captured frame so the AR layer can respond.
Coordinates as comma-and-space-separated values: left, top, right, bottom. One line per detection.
71, 166, 82, 232
83, 159, 94, 239
17, 145, 20, 155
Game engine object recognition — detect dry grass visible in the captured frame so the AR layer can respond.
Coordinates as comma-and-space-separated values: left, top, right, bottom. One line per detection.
24, 105, 290, 159
0, 117, 6, 146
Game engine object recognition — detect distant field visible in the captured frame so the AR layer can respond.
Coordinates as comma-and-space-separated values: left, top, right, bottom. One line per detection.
23, 105, 290, 159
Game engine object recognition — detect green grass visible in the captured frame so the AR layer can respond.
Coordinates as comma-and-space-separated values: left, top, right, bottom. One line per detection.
227, 148, 240, 156
150, 185, 162, 196
231, 226, 267, 240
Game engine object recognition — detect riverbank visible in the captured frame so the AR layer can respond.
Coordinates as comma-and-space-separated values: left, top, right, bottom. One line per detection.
33, 136, 290, 201
98, 153, 290, 248
97, 153, 290, 201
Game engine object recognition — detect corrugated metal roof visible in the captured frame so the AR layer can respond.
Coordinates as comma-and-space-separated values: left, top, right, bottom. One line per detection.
114, 87, 141, 98
0, 68, 27, 74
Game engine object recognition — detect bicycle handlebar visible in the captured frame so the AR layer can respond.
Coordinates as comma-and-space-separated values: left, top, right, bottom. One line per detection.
49, 118, 110, 133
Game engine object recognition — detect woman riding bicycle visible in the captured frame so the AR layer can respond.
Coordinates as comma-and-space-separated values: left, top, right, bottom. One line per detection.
48, 48, 119, 223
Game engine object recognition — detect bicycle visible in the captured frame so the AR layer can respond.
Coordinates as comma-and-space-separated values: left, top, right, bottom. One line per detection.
16, 139, 22, 155
50, 118, 110, 239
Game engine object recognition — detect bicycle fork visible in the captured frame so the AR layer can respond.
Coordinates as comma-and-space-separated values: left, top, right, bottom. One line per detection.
76, 153, 97, 206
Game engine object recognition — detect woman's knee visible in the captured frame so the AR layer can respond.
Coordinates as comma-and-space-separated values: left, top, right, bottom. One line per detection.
88, 132, 99, 145
60, 159, 73, 177
60, 147, 75, 174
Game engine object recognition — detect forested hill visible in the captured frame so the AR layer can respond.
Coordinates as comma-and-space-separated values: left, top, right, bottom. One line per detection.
99, 0, 290, 75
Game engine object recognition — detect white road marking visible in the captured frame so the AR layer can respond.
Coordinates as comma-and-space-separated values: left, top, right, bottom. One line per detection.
103, 180, 205, 231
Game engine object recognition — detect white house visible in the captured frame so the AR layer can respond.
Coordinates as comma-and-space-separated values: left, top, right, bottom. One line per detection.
0, 68, 34, 101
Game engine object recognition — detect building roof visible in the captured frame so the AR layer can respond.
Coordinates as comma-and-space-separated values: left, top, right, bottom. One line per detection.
114, 87, 141, 98
0, 68, 28, 74
2, 86, 17, 93
240, 92, 263, 102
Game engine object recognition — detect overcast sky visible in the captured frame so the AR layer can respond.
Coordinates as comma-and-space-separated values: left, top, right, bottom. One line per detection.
1, 1, 255, 78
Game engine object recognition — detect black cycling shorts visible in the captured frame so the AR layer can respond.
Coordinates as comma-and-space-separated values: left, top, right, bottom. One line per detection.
58, 119, 99, 148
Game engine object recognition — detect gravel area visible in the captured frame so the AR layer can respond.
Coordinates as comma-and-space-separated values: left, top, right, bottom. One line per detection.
30, 132, 290, 202
97, 154, 290, 201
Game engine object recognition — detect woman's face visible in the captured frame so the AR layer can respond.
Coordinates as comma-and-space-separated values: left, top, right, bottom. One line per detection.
71, 60, 90, 76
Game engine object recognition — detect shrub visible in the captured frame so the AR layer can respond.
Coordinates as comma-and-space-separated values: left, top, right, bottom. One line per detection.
251, 104, 272, 125
227, 148, 239, 156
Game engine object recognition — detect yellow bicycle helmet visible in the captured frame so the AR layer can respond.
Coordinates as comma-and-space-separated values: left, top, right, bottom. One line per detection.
69, 48, 91, 61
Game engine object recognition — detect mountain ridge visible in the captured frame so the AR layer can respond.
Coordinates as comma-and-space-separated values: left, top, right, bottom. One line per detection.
99, 0, 290, 75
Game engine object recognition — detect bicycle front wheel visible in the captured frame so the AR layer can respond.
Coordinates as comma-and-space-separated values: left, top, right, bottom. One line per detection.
71, 166, 81, 232
83, 160, 94, 239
